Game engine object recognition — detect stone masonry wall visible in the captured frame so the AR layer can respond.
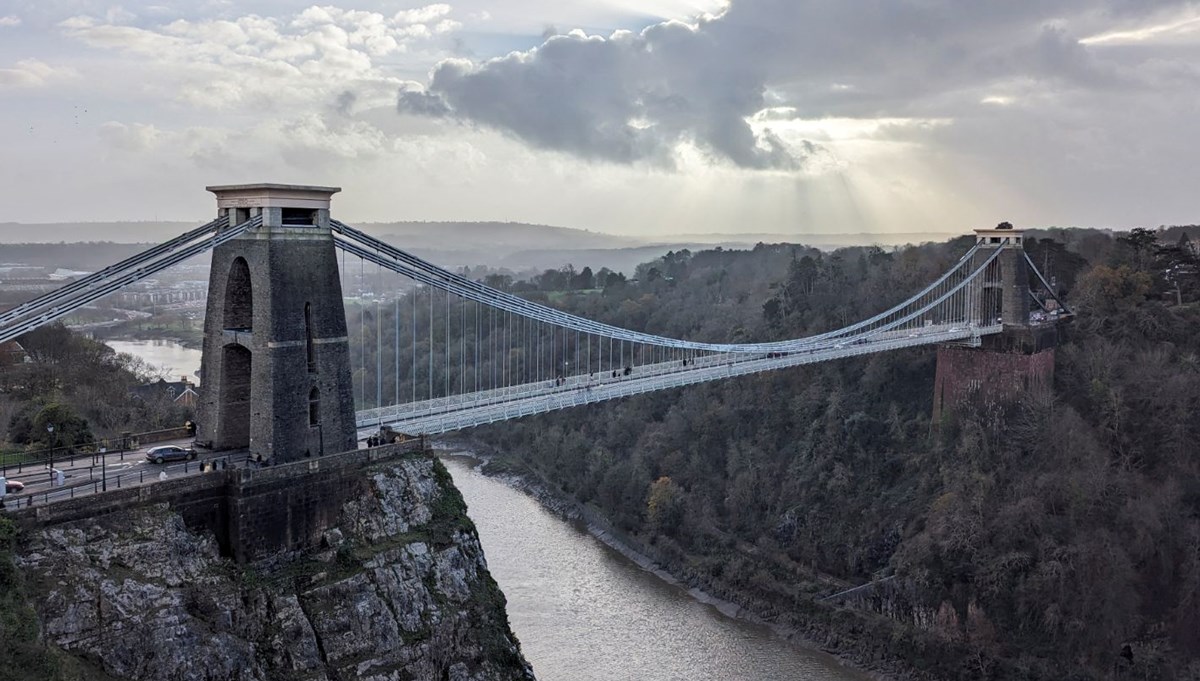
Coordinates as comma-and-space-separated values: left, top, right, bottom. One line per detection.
932, 344, 1055, 418
11, 441, 428, 563
226, 443, 423, 562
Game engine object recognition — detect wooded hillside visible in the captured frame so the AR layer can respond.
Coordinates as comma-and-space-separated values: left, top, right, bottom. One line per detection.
467, 229, 1200, 680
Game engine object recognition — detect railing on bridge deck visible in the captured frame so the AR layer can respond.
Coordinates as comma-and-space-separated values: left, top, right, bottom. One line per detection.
360, 324, 1003, 436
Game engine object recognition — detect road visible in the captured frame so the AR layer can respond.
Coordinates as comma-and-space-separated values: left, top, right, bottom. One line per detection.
1, 439, 249, 509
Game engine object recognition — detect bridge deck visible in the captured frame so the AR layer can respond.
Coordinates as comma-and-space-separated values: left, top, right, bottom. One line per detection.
357, 324, 1002, 437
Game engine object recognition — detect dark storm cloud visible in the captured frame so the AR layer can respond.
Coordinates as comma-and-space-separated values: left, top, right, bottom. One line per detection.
399, 0, 1199, 170
399, 16, 799, 169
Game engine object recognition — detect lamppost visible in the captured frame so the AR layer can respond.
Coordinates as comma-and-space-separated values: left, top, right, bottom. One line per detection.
45, 424, 54, 484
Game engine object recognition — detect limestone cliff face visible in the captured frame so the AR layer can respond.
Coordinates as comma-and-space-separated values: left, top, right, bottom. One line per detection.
15, 458, 535, 681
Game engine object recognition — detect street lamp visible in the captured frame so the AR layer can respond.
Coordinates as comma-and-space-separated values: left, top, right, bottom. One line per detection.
45, 424, 54, 484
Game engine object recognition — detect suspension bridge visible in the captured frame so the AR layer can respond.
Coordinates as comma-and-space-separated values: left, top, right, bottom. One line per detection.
0, 184, 1069, 465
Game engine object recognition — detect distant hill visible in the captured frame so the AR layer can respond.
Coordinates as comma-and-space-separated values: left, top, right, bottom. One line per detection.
0, 221, 197, 244
0, 219, 962, 274
664, 231, 957, 247
366, 221, 646, 251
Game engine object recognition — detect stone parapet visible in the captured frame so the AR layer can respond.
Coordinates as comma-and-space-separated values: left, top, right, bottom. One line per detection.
8, 441, 429, 563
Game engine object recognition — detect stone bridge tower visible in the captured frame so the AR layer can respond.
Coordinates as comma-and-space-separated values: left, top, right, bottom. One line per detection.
968, 224, 1030, 326
196, 184, 356, 463
933, 224, 1058, 418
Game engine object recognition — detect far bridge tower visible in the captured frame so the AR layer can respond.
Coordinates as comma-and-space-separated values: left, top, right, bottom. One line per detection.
196, 184, 357, 463
933, 223, 1061, 418
969, 223, 1031, 327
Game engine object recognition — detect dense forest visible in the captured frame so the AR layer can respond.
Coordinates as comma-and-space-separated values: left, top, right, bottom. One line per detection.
456, 227, 1200, 680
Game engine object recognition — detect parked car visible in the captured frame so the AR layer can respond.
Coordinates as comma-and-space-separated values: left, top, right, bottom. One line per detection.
4, 479, 25, 494
145, 445, 197, 464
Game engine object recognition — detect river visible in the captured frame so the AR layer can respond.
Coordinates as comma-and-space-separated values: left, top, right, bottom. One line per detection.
441, 454, 870, 681
106, 339, 203, 383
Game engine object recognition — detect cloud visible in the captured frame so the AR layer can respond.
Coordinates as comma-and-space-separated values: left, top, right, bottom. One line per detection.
392, 4, 454, 25
398, 82, 451, 116
1081, 10, 1200, 45
334, 89, 358, 116
8, 0, 1200, 234
57, 4, 463, 112
98, 113, 392, 168
0, 15, 21, 27
398, 0, 1199, 171
400, 19, 807, 170
98, 121, 167, 152
0, 59, 77, 88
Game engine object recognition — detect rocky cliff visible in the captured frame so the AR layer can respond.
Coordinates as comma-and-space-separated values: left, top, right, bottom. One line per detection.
7, 457, 534, 681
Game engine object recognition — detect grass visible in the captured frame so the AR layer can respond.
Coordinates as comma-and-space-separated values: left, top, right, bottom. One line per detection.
0, 451, 34, 468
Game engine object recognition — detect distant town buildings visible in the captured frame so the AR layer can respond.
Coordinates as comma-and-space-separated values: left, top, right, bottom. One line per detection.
0, 339, 29, 367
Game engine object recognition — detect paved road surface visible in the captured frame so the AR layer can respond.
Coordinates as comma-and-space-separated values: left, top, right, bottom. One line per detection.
1, 439, 249, 509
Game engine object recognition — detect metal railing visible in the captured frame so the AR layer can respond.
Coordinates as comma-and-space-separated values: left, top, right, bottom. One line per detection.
0, 425, 196, 477
361, 324, 1001, 437
1, 456, 226, 509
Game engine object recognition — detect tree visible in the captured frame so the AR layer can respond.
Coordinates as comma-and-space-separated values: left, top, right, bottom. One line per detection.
1024, 238, 1089, 296
1154, 242, 1199, 304
29, 402, 92, 448
1074, 265, 1151, 314
646, 476, 684, 534
572, 266, 595, 290
1117, 227, 1159, 271
483, 273, 513, 290
598, 269, 626, 290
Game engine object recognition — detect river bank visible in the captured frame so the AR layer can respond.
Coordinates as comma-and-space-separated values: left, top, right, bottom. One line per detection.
437, 439, 897, 681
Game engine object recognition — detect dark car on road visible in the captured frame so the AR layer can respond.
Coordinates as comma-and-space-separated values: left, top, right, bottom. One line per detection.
146, 445, 197, 464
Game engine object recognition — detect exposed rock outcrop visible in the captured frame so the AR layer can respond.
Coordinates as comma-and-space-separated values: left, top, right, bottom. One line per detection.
14, 457, 534, 681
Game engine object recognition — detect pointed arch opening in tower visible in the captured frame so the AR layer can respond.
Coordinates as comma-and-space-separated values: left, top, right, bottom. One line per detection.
225, 257, 253, 330
219, 344, 252, 448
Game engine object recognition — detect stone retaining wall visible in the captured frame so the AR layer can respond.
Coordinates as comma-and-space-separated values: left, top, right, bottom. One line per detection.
8, 440, 427, 563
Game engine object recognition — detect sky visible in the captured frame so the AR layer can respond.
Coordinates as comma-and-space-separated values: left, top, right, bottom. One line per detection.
1, 0, 1198, 237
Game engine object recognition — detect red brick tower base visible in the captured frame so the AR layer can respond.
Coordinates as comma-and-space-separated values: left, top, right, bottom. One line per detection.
932, 328, 1057, 419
